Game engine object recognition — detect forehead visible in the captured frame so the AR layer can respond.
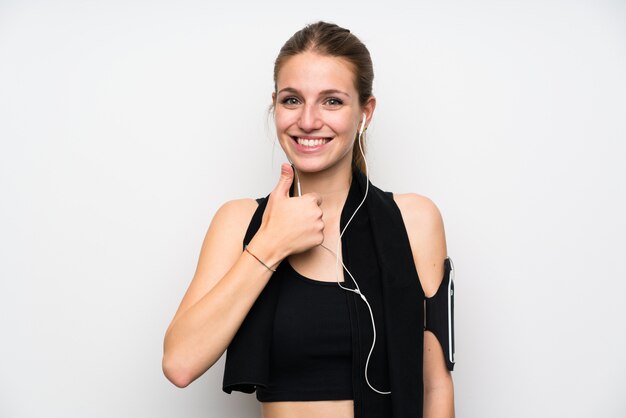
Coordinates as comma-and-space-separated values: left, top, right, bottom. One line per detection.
276, 51, 357, 94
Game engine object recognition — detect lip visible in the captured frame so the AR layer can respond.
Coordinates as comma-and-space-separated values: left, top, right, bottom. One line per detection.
289, 135, 333, 153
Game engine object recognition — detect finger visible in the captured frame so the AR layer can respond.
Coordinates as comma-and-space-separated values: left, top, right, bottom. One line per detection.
272, 163, 294, 198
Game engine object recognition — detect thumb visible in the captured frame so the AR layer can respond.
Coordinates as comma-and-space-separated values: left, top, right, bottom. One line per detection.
273, 163, 294, 198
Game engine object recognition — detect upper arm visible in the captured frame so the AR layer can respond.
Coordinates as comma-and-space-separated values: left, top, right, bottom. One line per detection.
166, 198, 258, 334
394, 193, 452, 387
393, 193, 447, 297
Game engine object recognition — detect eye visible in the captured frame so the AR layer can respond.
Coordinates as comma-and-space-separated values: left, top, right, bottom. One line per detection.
281, 96, 301, 106
324, 97, 343, 107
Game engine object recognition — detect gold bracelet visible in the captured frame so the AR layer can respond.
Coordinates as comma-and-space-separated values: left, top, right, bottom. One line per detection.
244, 245, 276, 272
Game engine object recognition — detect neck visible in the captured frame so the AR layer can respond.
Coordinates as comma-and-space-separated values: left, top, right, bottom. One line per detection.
294, 161, 353, 213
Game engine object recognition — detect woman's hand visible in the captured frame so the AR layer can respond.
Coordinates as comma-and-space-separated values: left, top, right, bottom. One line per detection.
252, 163, 325, 260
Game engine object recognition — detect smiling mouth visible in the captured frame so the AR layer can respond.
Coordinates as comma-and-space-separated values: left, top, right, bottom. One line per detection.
291, 136, 333, 147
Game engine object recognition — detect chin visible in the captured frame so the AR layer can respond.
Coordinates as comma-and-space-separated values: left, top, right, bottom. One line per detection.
288, 160, 323, 173
289, 156, 352, 175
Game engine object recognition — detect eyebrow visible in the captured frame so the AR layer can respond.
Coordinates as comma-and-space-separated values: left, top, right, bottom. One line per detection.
277, 87, 351, 97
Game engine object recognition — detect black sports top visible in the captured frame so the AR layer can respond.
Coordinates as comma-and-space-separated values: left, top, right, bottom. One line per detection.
255, 261, 353, 402
224, 168, 436, 418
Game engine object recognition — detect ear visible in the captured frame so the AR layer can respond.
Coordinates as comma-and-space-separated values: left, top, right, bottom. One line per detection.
271, 92, 277, 106
362, 95, 377, 129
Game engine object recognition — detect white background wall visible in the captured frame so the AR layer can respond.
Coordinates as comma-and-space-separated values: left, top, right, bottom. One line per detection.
1, 0, 625, 417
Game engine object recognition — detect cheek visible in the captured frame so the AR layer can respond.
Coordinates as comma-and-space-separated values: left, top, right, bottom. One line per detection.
327, 113, 356, 136
274, 109, 298, 133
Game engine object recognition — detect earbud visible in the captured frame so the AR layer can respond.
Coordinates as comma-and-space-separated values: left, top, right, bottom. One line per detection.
358, 113, 367, 136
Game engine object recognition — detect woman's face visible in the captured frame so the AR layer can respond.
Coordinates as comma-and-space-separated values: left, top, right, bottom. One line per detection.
273, 51, 371, 174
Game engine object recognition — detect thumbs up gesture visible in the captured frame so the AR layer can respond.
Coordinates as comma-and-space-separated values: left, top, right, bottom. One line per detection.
257, 163, 325, 260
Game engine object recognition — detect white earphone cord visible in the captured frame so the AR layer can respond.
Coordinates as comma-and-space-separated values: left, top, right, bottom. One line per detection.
335, 117, 390, 395
294, 116, 390, 395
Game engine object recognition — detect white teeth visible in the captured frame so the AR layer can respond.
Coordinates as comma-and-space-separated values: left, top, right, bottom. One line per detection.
297, 138, 329, 147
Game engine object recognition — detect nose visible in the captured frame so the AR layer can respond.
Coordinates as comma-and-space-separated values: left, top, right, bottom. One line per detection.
297, 104, 323, 132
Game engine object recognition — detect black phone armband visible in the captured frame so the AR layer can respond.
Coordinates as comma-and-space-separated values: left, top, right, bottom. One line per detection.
424, 257, 455, 371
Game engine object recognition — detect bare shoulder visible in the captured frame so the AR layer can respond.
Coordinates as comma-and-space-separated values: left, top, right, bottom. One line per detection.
167, 198, 259, 328
393, 193, 443, 227
210, 198, 259, 231
199, 197, 259, 264
393, 193, 447, 297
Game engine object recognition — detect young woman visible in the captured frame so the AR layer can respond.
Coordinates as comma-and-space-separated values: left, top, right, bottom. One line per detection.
163, 21, 455, 418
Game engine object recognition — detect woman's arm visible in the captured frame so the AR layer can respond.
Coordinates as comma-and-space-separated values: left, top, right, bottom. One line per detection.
162, 165, 324, 388
394, 193, 455, 418
162, 197, 266, 388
